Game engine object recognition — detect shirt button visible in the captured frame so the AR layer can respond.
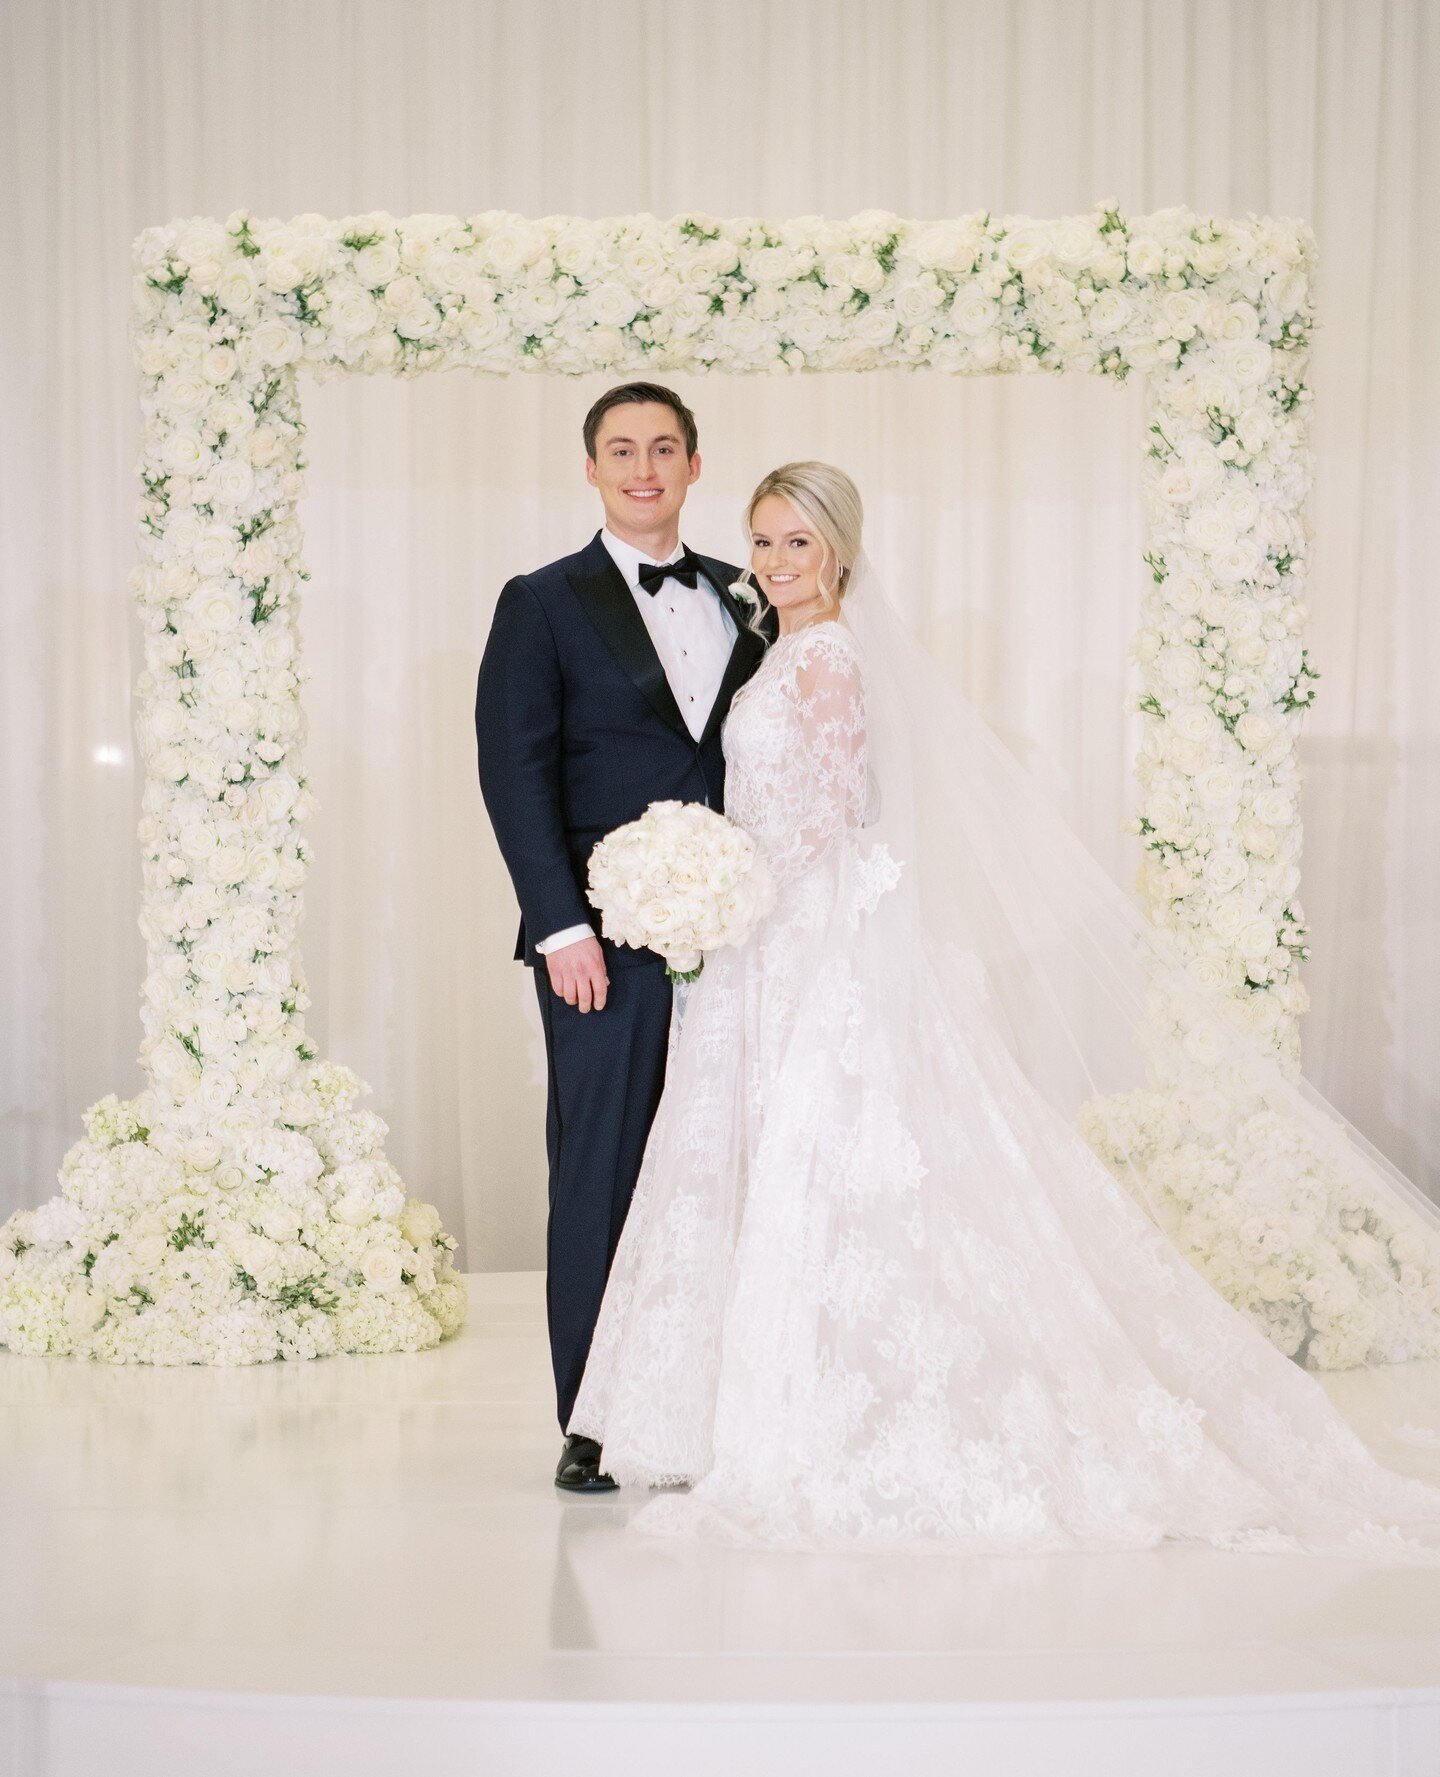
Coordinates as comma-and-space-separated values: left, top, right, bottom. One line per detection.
682, 648, 688, 656
688, 695, 694, 702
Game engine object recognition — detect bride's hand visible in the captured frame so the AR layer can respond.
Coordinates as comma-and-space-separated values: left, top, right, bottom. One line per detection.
546, 936, 609, 1013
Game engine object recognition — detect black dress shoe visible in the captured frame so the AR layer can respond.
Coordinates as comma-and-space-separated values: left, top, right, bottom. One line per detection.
555, 1432, 618, 1492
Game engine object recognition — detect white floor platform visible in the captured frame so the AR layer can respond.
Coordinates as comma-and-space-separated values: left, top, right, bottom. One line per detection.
2, 1270, 1439, 1777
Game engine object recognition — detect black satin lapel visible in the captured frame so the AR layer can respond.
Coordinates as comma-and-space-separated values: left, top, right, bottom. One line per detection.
709, 569, 763, 642
568, 543, 689, 740
698, 560, 767, 749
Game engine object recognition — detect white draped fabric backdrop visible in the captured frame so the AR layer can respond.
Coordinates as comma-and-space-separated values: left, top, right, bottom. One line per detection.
1, 0, 1435, 1270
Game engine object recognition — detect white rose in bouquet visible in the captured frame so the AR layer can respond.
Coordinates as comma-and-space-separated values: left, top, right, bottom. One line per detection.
586, 800, 775, 983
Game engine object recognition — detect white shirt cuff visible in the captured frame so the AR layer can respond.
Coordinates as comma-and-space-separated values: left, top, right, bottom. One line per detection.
534, 923, 594, 955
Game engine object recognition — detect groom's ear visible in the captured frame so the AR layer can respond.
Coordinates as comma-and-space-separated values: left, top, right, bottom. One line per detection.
584, 454, 599, 487
687, 450, 702, 484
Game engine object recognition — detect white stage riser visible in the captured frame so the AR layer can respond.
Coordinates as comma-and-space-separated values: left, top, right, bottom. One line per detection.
5, 1686, 1440, 1777
5, 1277, 1438, 1777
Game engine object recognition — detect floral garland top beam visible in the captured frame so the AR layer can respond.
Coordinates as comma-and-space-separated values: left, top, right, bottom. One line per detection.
133, 202, 1315, 383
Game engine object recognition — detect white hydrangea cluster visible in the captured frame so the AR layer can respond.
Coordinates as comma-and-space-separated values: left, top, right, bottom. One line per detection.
1078, 1087, 1440, 1369
0, 1066, 466, 1364
3, 200, 1319, 1363
587, 800, 775, 982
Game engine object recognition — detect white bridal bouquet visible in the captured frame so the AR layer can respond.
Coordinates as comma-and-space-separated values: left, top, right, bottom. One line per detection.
587, 801, 775, 982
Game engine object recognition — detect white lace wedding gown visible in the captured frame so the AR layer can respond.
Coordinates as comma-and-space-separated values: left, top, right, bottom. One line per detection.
567, 619, 1440, 1558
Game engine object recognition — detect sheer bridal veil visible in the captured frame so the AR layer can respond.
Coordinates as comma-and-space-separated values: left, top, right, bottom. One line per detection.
833, 548, 1440, 1376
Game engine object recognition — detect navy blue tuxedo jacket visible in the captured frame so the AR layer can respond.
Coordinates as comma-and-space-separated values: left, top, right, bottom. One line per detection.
475, 530, 770, 970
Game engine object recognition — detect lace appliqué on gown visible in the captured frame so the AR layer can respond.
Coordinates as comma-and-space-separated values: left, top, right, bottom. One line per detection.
849, 843, 903, 925
568, 622, 1440, 1560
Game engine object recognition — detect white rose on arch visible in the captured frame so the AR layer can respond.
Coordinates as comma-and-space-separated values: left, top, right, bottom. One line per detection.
360, 1245, 404, 1292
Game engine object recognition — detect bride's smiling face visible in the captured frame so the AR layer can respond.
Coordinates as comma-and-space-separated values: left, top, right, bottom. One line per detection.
749, 495, 836, 623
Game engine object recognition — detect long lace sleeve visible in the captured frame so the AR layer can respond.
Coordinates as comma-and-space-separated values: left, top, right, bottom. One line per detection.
766, 626, 868, 882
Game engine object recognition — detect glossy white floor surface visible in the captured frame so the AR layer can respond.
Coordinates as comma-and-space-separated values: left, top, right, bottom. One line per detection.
3, 1270, 1439, 1777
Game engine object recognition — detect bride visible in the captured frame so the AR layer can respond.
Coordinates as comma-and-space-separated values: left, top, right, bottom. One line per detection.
567, 460, 1440, 1558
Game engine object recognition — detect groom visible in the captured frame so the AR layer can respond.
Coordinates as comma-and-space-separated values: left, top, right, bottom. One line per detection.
474, 382, 769, 1492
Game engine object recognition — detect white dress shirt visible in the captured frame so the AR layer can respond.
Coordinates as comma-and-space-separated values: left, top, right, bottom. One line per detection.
536, 527, 739, 957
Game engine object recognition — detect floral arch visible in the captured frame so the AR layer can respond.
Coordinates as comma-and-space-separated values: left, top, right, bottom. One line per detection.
0, 202, 1323, 1364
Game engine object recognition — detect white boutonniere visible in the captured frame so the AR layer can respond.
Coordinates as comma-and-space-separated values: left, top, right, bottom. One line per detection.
729, 578, 759, 608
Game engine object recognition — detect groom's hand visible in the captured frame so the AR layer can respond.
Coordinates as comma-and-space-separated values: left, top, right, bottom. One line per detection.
546, 936, 609, 1013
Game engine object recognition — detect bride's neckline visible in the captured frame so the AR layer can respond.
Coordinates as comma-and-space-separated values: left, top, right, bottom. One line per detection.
771, 617, 851, 647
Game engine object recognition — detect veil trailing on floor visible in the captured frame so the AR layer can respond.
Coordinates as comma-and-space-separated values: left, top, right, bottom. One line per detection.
836, 548, 1440, 1375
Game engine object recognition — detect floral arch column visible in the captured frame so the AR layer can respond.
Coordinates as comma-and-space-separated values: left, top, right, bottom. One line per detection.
0, 202, 1322, 1364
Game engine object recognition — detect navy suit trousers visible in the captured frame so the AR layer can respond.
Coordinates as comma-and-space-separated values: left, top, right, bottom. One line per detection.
532, 956, 674, 1432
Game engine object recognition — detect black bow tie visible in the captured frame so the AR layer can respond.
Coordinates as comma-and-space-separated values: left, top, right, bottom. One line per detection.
637, 547, 703, 596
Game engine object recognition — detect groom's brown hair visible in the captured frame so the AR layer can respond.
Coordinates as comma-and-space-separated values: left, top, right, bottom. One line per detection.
583, 381, 699, 461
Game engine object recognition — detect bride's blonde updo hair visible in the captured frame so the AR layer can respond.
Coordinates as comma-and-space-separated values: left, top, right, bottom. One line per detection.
740, 460, 864, 628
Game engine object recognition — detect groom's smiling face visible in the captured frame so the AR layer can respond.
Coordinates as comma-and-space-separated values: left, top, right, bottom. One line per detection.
585, 401, 700, 552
